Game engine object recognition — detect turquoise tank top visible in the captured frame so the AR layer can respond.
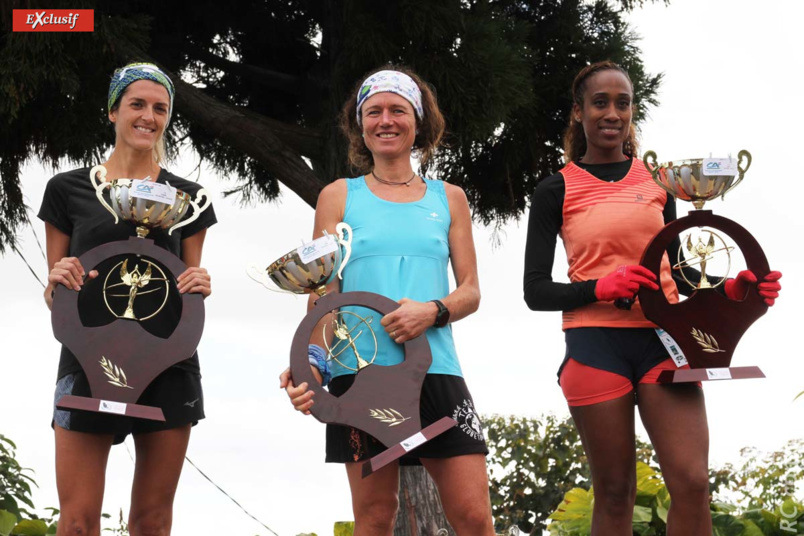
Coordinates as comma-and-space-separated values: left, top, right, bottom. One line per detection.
330, 176, 463, 379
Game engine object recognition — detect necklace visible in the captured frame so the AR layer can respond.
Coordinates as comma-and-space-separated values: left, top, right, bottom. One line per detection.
372, 171, 417, 187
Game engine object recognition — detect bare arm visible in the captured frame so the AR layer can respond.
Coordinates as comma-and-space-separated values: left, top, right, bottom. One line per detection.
177, 229, 211, 297
43, 222, 97, 310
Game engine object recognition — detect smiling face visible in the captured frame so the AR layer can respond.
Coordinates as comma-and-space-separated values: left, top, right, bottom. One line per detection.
360, 92, 417, 162
109, 80, 170, 154
573, 69, 634, 163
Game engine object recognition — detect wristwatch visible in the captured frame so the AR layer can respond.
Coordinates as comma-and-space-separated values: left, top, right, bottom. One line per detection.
430, 299, 450, 328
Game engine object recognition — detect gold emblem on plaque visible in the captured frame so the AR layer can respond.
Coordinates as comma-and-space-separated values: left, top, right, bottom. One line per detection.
103, 258, 170, 320
99, 356, 134, 389
369, 408, 411, 427
673, 229, 734, 290
691, 328, 725, 353
323, 311, 378, 371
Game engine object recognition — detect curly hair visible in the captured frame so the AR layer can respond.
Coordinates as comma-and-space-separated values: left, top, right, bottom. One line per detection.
562, 61, 638, 163
339, 65, 445, 173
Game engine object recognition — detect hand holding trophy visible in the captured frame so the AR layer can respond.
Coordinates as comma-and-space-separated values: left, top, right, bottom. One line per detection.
249, 223, 458, 478
638, 150, 774, 382
51, 165, 212, 420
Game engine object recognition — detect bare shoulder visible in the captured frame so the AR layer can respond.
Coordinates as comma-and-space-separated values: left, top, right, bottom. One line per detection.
442, 181, 470, 211
317, 179, 348, 206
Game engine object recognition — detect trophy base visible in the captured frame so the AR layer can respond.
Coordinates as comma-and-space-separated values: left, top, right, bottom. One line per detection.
57, 395, 166, 421
361, 417, 458, 479
657, 366, 765, 383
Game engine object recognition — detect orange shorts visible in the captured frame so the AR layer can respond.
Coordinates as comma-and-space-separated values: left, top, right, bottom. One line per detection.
559, 357, 701, 407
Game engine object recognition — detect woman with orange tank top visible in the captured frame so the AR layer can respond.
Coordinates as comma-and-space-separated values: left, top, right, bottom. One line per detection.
523, 61, 782, 535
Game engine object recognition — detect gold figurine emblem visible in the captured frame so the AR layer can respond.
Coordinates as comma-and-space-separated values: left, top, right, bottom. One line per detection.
673, 229, 734, 290
103, 258, 170, 321
323, 311, 378, 372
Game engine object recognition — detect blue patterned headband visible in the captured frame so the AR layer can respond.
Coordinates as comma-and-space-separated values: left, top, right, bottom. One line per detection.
356, 70, 424, 126
108, 63, 175, 127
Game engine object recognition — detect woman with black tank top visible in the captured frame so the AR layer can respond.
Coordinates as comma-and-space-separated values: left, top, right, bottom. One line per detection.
523, 61, 781, 535
38, 63, 216, 536
280, 66, 495, 535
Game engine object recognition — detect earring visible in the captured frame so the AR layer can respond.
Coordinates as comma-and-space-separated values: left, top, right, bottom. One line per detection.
416, 129, 420, 135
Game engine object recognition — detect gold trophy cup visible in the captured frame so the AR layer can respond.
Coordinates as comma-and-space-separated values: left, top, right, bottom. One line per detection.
246, 222, 352, 297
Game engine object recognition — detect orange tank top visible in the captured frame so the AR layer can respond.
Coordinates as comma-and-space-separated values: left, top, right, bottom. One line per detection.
560, 159, 679, 329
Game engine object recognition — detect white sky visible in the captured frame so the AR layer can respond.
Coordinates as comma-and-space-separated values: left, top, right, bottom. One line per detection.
1, 1, 803, 534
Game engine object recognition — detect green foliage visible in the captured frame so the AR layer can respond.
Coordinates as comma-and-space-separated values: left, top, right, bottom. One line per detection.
0, 0, 663, 251
547, 461, 804, 536
485, 414, 654, 534
0, 435, 36, 521
710, 439, 804, 512
334, 521, 354, 535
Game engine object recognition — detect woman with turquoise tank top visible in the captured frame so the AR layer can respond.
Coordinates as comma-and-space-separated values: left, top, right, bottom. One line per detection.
279, 67, 495, 534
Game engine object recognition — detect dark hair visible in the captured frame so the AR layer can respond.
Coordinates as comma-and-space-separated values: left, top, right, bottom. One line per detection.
562, 60, 638, 163
339, 65, 445, 173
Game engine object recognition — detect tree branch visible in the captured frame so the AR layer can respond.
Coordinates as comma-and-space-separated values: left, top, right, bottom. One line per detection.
173, 77, 326, 207
182, 41, 318, 94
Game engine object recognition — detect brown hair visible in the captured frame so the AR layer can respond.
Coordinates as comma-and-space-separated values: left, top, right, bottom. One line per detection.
339, 65, 445, 173
110, 84, 168, 165
562, 60, 638, 163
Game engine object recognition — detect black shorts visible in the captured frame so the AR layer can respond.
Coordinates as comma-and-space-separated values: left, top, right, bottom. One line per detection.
53, 367, 204, 445
559, 327, 668, 384
325, 373, 488, 464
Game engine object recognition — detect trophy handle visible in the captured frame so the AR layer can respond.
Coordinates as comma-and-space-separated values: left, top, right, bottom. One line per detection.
335, 222, 353, 280
89, 165, 119, 223
168, 188, 211, 236
245, 263, 286, 293
643, 151, 677, 200
721, 150, 752, 200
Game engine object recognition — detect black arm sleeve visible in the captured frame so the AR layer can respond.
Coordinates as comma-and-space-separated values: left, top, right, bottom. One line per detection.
523, 174, 598, 311
662, 196, 724, 296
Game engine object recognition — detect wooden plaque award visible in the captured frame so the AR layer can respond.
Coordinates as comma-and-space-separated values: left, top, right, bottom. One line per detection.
52, 165, 211, 420
638, 151, 769, 383
248, 224, 457, 478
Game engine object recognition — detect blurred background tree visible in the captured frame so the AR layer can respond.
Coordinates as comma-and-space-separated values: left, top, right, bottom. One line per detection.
0, 0, 663, 252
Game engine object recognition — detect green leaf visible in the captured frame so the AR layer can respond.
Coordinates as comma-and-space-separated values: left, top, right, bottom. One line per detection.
9, 519, 48, 536
632, 505, 653, 523
739, 519, 764, 536
0, 511, 18, 536
334, 521, 354, 536
711, 512, 745, 536
655, 502, 668, 524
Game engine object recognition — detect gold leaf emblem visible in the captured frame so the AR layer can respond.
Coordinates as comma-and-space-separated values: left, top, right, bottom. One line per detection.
369, 408, 411, 427
99, 356, 134, 389
690, 328, 725, 353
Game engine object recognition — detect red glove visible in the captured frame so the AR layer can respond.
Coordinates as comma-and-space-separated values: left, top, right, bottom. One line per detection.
595, 265, 659, 302
725, 270, 782, 306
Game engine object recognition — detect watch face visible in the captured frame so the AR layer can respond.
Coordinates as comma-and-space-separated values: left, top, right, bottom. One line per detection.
433, 300, 449, 327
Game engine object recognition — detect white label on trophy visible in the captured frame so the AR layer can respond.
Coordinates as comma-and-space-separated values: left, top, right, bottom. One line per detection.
401, 432, 427, 452
297, 235, 338, 264
655, 328, 688, 367
706, 368, 732, 380
129, 179, 177, 204
702, 158, 738, 177
98, 400, 127, 415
